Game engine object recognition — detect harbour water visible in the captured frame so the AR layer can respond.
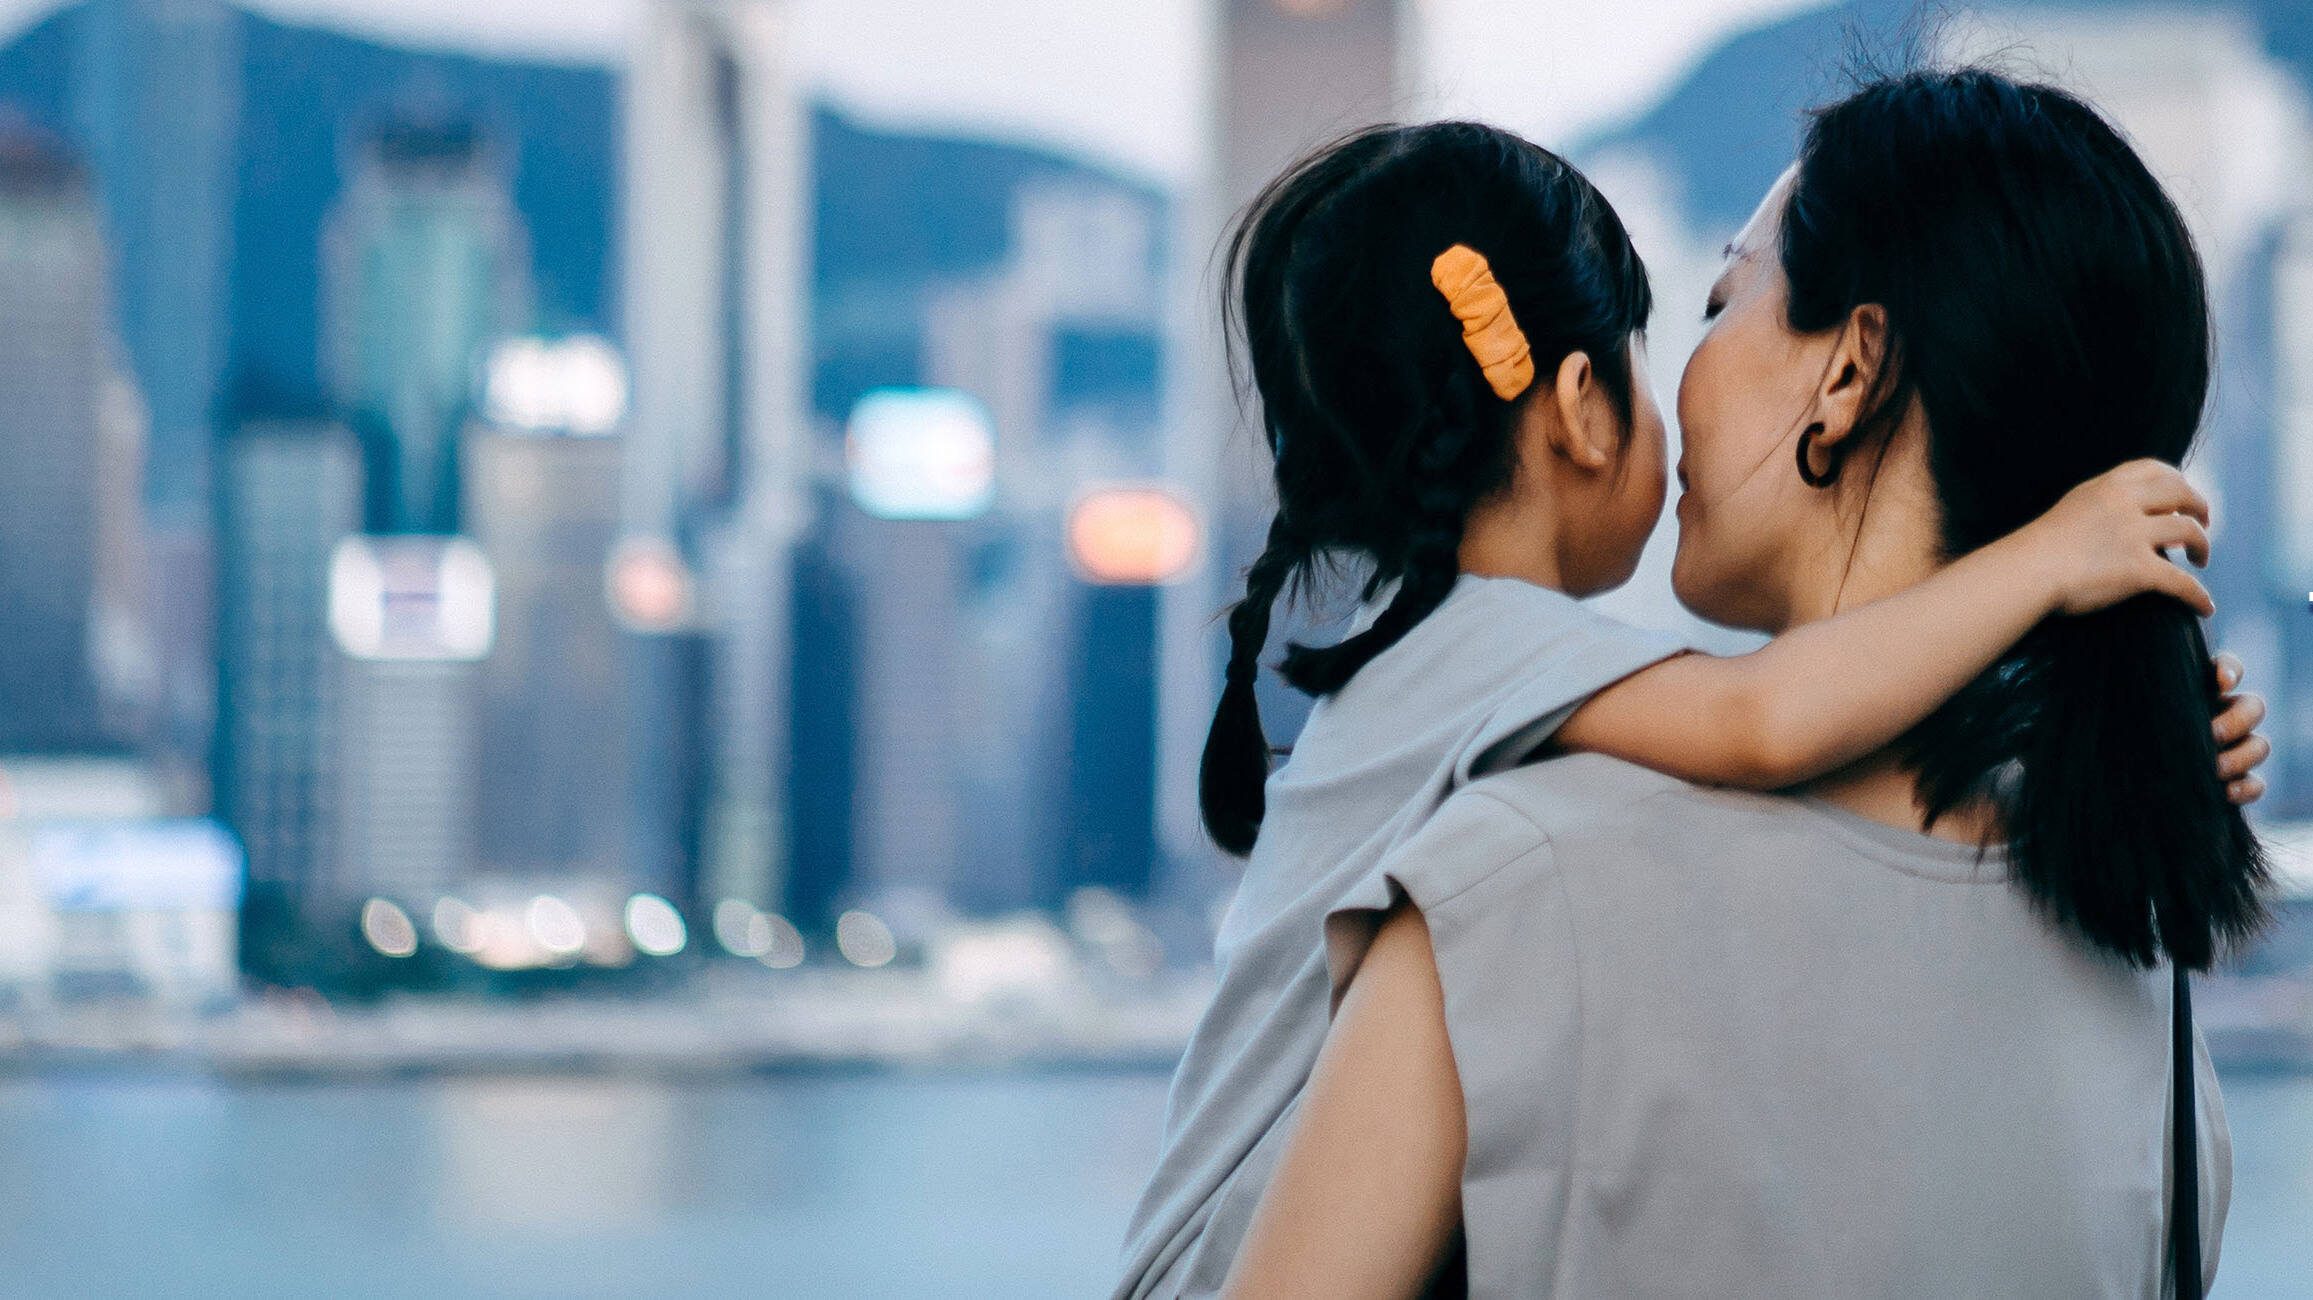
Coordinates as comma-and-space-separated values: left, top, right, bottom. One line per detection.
0, 1067, 2303, 1297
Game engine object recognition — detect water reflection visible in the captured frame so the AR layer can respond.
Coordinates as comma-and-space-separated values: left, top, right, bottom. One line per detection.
0, 1071, 1172, 1297
0, 1069, 2300, 1297
435, 1078, 676, 1232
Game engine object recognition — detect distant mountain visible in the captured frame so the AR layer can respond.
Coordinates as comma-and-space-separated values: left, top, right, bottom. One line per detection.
1580, 0, 1925, 230
0, 2, 71, 126
1586, 0, 2313, 232
810, 107, 1165, 421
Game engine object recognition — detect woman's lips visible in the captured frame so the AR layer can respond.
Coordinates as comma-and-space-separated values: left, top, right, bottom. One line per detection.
1675, 462, 1691, 492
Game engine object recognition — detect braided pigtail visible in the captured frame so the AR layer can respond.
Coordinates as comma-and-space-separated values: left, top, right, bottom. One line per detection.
1199, 517, 1308, 855
1279, 388, 1488, 696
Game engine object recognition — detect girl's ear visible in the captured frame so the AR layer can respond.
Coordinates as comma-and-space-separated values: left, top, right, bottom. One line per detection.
1549, 350, 1617, 472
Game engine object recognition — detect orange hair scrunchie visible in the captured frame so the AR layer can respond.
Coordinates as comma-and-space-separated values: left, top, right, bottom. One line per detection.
1430, 244, 1534, 401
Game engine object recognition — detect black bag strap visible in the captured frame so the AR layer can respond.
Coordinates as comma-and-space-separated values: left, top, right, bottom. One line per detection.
2170, 962, 2201, 1300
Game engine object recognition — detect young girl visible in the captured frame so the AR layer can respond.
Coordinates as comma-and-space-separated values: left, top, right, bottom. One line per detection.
1114, 120, 2269, 1300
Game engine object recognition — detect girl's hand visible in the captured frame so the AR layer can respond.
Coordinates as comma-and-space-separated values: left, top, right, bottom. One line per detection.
2022, 458, 2214, 618
2211, 652, 2270, 806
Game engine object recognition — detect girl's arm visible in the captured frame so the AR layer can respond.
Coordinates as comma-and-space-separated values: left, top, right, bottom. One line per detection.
1558, 459, 2216, 789
1221, 901, 1464, 1300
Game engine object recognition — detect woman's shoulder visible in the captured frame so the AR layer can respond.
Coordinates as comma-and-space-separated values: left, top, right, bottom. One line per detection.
1454, 753, 2007, 891
1454, 752, 1697, 841
1363, 755, 1691, 908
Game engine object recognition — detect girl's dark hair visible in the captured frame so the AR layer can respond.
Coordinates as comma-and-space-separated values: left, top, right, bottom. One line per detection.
1780, 69, 2266, 968
1199, 121, 1653, 855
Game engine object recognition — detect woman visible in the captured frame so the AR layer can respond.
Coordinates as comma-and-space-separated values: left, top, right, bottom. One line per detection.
1222, 69, 2266, 1298
1114, 115, 2254, 1300
1113, 116, 2262, 1300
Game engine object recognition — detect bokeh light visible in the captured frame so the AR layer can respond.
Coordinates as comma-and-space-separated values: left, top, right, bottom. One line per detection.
758, 913, 807, 970
526, 895, 586, 957
1066, 487, 1200, 585
713, 899, 769, 958
482, 334, 629, 435
431, 897, 484, 955
605, 535, 695, 633
623, 894, 687, 957
359, 898, 419, 958
844, 387, 996, 521
835, 910, 898, 969
327, 537, 495, 662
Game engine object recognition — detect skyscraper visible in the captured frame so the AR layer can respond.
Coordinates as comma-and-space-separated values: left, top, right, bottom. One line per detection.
464, 421, 627, 883
214, 420, 361, 959
72, 0, 238, 522
325, 536, 493, 907
1056, 580, 1160, 903
830, 504, 975, 922
323, 112, 531, 535
624, 0, 813, 915
71, 0, 241, 769
0, 125, 132, 754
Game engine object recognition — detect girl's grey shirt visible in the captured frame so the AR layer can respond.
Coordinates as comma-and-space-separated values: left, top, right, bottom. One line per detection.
1114, 576, 1686, 1299
1328, 753, 2230, 1299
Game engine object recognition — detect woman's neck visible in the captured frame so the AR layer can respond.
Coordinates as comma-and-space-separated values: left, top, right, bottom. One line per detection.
1777, 430, 2003, 847
1798, 751, 2004, 847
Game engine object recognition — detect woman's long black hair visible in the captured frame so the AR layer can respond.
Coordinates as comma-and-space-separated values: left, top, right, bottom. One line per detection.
1780, 69, 2266, 968
1198, 122, 1653, 855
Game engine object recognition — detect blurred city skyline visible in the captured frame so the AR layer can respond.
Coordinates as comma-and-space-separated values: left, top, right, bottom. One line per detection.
0, 0, 2308, 1000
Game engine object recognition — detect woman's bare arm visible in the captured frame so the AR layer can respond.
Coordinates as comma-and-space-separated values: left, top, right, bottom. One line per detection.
1222, 902, 1466, 1300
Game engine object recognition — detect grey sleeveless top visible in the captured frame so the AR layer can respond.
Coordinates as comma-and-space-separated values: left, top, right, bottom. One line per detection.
1327, 754, 2230, 1298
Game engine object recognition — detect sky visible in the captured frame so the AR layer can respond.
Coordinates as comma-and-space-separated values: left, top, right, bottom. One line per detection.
0, 0, 1832, 185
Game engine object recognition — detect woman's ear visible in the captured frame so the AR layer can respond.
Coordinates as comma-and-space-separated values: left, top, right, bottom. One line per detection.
1810, 303, 1890, 454
1548, 350, 1617, 472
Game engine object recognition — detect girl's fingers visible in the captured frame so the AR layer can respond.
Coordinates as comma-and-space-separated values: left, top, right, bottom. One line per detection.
2148, 514, 2211, 567
2228, 775, 2266, 807
2130, 463, 2211, 525
2212, 691, 2267, 745
2217, 734, 2271, 782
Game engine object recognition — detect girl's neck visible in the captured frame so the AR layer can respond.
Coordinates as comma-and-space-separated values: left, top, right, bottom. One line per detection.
1456, 539, 1562, 590
1456, 487, 1566, 591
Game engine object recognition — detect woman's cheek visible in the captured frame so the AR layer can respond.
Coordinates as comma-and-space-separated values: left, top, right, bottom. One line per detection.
1673, 328, 1723, 443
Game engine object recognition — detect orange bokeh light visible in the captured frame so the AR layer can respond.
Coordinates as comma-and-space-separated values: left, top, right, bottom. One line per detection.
606, 537, 696, 632
1067, 488, 1200, 585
